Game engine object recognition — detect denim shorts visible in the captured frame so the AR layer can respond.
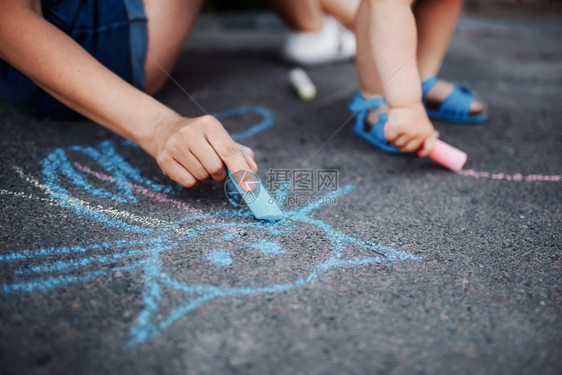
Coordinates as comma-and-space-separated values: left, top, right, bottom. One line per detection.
0, 0, 148, 118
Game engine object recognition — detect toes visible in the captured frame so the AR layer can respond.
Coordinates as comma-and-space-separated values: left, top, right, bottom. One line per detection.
471, 100, 485, 115
365, 108, 387, 131
367, 110, 379, 125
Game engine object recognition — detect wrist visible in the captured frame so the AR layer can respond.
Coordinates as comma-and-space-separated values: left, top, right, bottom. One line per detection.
132, 106, 182, 158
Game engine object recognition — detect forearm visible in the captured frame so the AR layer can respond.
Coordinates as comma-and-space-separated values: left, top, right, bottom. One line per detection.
360, 0, 421, 108
0, 4, 180, 157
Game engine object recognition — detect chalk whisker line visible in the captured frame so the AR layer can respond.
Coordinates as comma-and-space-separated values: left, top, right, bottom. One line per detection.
14, 248, 154, 276
10, 166, 209, 235
2, 260, 151, 294
0, 189, 60, 206
74, 162, 263, 230
0, 238, 172, 262
73, 162, 212, 221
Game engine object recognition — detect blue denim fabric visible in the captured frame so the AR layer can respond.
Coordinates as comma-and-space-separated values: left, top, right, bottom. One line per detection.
0, 0, 148, 118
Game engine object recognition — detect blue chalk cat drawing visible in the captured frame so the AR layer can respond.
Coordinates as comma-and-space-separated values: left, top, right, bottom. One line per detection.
0, 105, 420, 346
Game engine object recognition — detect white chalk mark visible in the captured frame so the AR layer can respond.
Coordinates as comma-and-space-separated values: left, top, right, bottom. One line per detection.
10, 167, 193, 235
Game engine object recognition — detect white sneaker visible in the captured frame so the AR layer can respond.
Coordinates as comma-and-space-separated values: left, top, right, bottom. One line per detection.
282, 15, 356, 66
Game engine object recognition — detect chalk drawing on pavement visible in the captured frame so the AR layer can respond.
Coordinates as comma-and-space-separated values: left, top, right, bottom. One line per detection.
0, 105, 418, 347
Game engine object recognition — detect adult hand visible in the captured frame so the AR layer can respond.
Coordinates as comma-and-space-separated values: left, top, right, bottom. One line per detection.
147, 115, 258, 190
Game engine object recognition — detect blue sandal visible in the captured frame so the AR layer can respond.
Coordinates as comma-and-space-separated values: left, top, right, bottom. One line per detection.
348, 92, 401, 154
422, 76, 488, 124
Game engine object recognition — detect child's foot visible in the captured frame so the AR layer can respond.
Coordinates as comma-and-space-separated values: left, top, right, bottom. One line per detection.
366, 103, 388, 130
424, 79, 484, 115
348, 93, 400, 154
421, 76, 488, 124
350, 93, 437, 156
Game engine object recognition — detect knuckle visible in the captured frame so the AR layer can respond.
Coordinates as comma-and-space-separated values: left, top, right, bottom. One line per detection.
178, 126, 194, 138
207, 163, 225, 176
182, 176, 197, 188
241, 146, 255, 159
214, 173, 227, 183
200, 115, 220, 128
220, 141, 239, 159
156, 153, 170, 167
165, 135, 181, 151
193, 170, 209, 181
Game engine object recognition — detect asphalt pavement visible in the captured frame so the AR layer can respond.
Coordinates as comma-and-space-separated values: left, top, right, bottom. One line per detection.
0, 9, 561, 375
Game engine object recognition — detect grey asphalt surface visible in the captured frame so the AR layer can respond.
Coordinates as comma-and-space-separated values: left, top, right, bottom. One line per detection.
1, 9, 561, 375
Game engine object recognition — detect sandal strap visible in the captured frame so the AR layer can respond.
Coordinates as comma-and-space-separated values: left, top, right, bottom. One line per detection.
349, 92, 386, 113
421, 76, 439, 96
438, 85, 475, 117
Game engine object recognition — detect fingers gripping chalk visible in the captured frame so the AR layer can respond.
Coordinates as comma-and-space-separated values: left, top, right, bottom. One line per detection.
289, 68, 317, 101
429, 140, 467, 172
384, 123, 467, 171
226, 170, 284, 221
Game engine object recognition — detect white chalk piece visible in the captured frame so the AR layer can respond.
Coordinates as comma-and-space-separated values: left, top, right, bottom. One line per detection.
289, 68, 317, 101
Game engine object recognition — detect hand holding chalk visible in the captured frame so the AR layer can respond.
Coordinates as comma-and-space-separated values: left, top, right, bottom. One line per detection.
226, 170, 284, 221
384, 123, 466, 171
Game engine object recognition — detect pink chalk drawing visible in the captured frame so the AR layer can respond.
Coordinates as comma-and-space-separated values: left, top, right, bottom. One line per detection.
458, 170, 562, 182
73, 162, 210, 218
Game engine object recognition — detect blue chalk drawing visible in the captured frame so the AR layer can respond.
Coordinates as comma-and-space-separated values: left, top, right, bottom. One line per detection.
205, 250, 233, 267
250, 240, 284, 256
0, 105, 420, 347
213, 105, 274, 141
222, 231, 237, 241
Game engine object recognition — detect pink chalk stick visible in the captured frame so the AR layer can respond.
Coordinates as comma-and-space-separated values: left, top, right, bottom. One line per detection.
383, 124, 467, 171
429, 139, 467, 172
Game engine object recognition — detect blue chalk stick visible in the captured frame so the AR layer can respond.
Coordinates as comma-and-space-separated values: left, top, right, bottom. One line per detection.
227, 170, 284, 221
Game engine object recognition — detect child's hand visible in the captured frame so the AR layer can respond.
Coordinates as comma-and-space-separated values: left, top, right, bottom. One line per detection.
385, 103, 439, 157
146, 115, 258, 189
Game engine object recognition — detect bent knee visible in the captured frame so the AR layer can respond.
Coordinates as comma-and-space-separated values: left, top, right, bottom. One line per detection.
142, 0, 204, 95
144, 64, 169, 95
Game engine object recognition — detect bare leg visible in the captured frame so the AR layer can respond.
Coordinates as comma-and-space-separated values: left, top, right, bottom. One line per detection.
268, 0, 359, 31
415, 0, 462, 80
355, 0, 384, 97
355, 0, 437, 156
414, 0, 483, 112
320, 0, 359, 29
268, 0, 324, 32
355, 0, 387, 125
356, 0, 420, 103
143, 0, 205, 95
